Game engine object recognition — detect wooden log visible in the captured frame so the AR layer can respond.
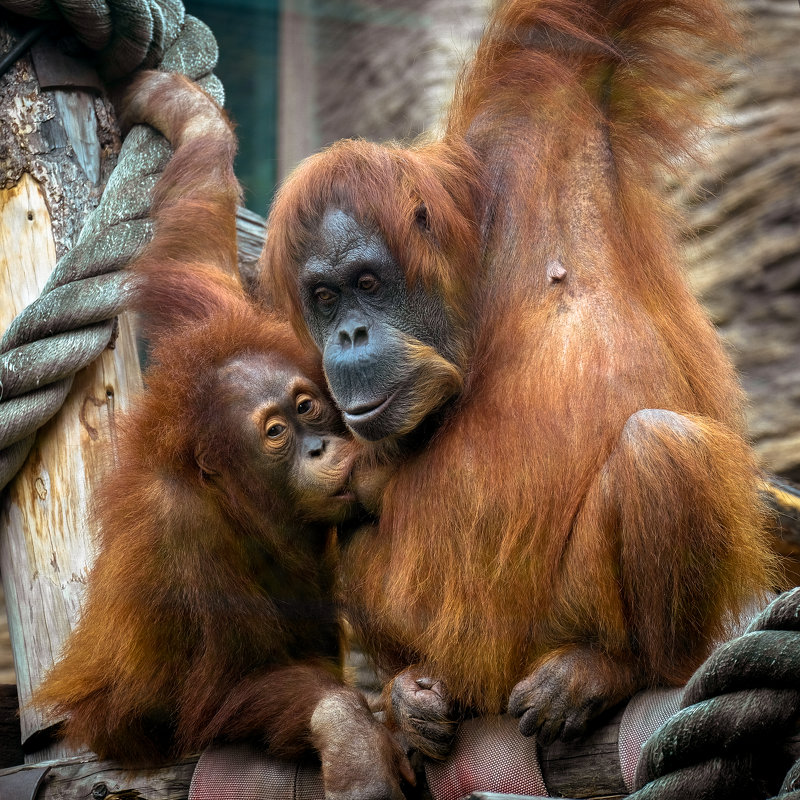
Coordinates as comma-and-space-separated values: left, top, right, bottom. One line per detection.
0, 709, 797, 798
0, 702, 626, 799
0, 755, 198, 800
0, 26, 138, 762
539, 708, 626, 799
0, 736, 614, 800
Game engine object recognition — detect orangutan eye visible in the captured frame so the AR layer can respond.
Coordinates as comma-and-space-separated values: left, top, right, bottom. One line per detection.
357, 273, 379, 293
263, 415, 291, 451
314, 286, 337, 309
296, 393, 319, 418
267, 423, 285, 438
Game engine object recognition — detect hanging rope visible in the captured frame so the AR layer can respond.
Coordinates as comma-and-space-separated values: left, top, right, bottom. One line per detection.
632, 587, 800, 800
0, 0, 224, 491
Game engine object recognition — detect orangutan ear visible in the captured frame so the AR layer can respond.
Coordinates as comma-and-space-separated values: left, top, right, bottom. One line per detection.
194, 445, 220, 479
414, 202, 431, 233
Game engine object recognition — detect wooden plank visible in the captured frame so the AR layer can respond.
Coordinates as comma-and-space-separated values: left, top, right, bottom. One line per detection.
0, 755, 198, 800
0, 311, 142, 759
0, 175, 58, 334
51, 91, 101, 186
0, 40, 138, 761
0, 169, 143, 758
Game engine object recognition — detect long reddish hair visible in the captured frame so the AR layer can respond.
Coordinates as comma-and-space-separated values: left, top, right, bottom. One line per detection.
263, 0, 771, 715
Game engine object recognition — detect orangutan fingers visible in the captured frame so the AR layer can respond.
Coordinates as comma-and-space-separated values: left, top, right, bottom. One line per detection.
509, 645, 633, 746
310, 690, 413, 800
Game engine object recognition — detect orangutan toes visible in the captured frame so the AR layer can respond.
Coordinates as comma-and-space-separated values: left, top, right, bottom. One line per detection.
390, 668, 461, 760
508, 647, 632, 745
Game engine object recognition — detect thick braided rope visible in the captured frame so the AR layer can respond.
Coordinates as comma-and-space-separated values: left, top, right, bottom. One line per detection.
0, 0, 225, 491
772, 757, 800, 800
632, 587, 800, 800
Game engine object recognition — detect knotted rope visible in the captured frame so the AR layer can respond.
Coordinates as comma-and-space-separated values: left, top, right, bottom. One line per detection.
0, 0, 224, 490
632, 587, 800, 800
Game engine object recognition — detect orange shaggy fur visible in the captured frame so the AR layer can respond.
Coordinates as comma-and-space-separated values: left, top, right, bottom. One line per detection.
32, 76, 410, 793
262, 0, 774, 721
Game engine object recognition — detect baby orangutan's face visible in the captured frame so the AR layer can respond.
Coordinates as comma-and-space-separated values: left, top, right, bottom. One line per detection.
207, 352, 359, 523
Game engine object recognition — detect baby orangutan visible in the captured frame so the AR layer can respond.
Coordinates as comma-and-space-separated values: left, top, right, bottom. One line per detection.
33, 71, 411, 800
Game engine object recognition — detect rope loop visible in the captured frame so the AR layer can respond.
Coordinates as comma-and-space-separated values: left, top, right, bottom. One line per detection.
0, 0, 224, 489
633, 588, 800, 800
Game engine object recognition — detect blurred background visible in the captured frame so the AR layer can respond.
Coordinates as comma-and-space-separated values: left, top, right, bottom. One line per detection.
182, 0, 489, 211
1, 0, 798, 683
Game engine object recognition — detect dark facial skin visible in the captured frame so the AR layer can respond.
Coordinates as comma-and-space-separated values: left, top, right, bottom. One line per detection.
204, 352, 357, 523
299, 208, 459, 442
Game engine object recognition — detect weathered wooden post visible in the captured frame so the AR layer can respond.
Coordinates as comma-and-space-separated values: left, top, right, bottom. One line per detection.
0, 23, 142, 762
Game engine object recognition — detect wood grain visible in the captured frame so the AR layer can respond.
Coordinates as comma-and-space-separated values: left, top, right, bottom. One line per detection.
0, 755, 198, 800
0, 30, 135, 762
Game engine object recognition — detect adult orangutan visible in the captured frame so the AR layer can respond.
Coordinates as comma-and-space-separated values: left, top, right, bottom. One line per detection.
260, 0, 775, 756
33, 71, 411, 799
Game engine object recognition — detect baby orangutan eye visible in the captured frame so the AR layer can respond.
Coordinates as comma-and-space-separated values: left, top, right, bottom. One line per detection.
265, 420, 288, 442
296, 393, 319, 417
